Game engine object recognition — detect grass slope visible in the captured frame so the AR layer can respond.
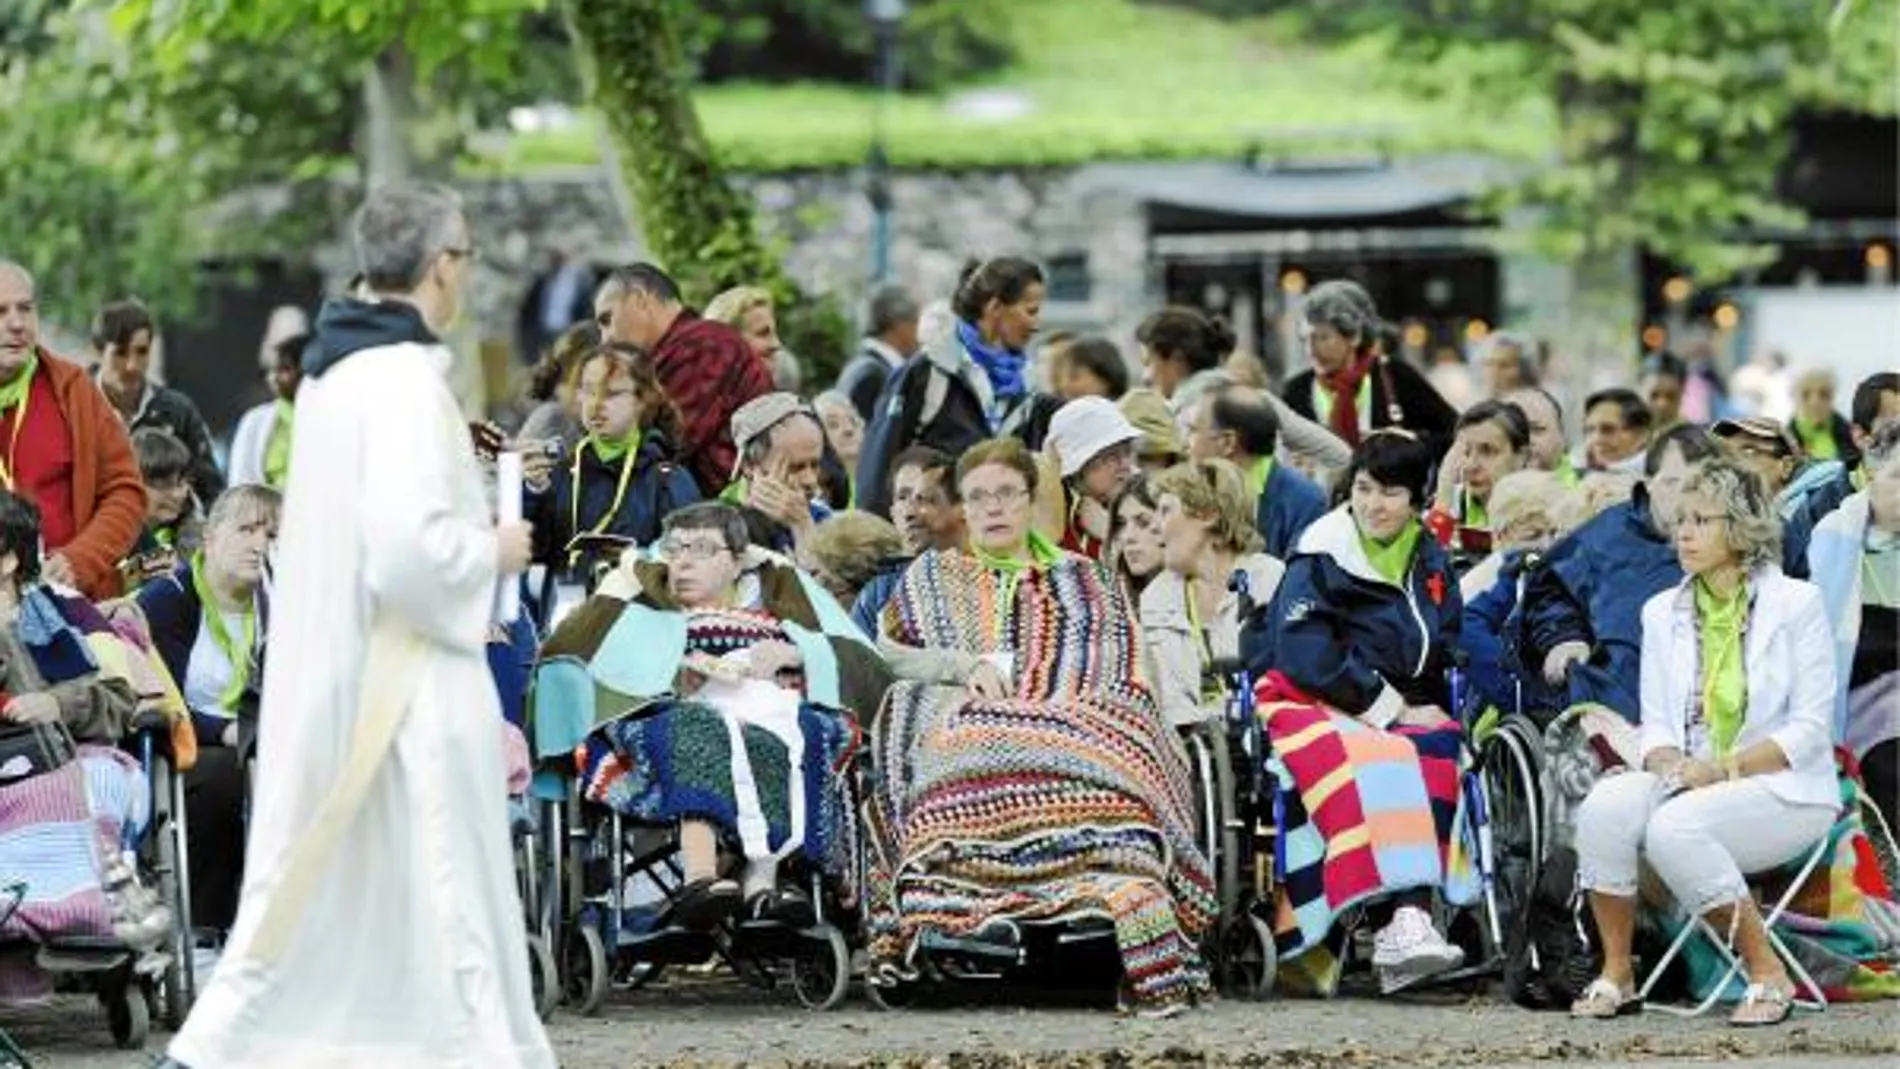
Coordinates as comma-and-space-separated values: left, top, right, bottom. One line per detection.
481, 0, 1548, 174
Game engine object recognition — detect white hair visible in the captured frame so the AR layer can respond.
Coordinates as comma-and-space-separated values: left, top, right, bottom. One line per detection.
350, 185, 466, 294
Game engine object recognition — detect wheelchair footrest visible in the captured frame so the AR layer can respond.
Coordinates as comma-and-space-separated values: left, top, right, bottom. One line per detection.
615, 926, 713, 966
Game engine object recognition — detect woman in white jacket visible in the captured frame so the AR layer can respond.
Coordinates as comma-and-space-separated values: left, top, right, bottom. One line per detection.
1570, 458, 1839, 1027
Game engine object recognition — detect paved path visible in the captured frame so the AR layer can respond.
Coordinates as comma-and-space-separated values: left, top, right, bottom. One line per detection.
8, 980, 1897, 1068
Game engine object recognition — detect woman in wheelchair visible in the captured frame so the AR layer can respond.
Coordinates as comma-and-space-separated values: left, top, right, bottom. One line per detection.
1140, 458, 1284, 726
137, 485, 277, 938
522, 342, 700, 588
1262, 429, 1469, 994
1572, 458, 1839, 1027
546, 502, 885, 932
870, 438, 1216, 1017
0, 491, 162, 987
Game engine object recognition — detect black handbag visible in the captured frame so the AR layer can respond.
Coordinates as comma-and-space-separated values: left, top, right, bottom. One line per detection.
0, 718, 78, 784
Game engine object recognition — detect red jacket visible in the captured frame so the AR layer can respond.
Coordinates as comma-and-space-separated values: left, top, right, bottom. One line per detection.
650, 312, 771, 494
34, 352, 145, 600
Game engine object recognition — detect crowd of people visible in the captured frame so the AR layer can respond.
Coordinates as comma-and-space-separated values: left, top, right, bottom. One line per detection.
0, 181, 1892, 1065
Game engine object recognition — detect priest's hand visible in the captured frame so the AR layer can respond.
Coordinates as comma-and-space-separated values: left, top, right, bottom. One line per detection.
496, 521, 534, 577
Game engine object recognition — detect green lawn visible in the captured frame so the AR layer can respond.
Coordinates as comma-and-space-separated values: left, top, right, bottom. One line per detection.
479, 0, 1550, 174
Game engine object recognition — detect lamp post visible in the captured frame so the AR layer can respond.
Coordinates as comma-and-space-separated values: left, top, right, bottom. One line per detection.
866, 0, 907, 286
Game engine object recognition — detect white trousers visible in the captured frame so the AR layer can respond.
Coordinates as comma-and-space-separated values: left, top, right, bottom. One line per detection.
1574, 771, 1836, 915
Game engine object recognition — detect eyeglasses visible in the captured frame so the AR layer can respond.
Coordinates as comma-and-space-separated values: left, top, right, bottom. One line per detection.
963, 486, 1027, 509
442, 245, 477, 262
659, 538, 732, 561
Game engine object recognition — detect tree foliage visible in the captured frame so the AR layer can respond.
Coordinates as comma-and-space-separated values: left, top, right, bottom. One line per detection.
565, 0, 851, 382
681, 0, 1012, 91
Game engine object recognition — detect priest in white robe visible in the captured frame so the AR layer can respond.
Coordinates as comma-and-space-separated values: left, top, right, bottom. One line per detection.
166, 185, 556, 1068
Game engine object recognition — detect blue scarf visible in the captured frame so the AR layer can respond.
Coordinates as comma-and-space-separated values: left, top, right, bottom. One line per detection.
956, 320, 1027, 417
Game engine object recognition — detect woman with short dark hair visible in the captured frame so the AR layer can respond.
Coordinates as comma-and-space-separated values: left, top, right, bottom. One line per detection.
1260, 429, 1470, 994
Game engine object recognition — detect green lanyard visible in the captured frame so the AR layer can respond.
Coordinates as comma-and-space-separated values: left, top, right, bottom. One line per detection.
568, 435, 639, 567
190, 553, 255, 712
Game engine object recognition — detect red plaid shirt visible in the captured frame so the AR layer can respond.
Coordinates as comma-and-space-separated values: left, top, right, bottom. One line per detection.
650, 311, 772, 494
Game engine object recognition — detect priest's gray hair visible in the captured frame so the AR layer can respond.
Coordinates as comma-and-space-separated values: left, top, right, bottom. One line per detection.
351, 185, 466, 294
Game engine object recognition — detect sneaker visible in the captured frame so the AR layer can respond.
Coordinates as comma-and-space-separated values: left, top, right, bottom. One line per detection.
1371, 906, 1464, 994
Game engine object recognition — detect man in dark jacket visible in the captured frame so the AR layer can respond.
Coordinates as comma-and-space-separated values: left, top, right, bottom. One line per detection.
835, 285, 919, 421
89, 298, 224, 505
1282, 280, 1457, 458
595, 263, 771, 495
1519, 424, 1717, 722
1187, 383, 1327, 559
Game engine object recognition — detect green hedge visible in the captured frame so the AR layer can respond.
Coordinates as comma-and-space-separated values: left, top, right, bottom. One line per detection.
474, 1, 1551, 175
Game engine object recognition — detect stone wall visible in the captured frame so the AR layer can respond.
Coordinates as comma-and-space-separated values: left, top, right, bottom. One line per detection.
359, 164, 1153, 369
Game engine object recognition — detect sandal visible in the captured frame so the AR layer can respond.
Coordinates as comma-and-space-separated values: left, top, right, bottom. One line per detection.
1730, 981, 1793, 1027
1570, 976, 1643, 1019
670, 877, 741, 931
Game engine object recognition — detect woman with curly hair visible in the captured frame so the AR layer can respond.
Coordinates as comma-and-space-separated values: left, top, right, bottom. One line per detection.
1571, 458, 1839, 1026
523, 343, 701, 584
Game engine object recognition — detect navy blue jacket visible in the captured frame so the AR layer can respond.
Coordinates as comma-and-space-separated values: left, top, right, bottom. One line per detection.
1260, 507, 1463, 720
1461, 550, 1565, 717
1520, 492, 1679, 722
137, 559, 268, 747
1257, 462, 1328, 561
1780, 460, 1853, 580
527, 431, 699, 572
850, 556, 912, 639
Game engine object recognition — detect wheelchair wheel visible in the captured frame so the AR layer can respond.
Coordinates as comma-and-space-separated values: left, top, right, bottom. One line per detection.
865, 973, 919, 1011
789, 924, 850, 1011
147, 753, 195, 1029
1215, 914, 1276, 1000
563, 923, 609, 1017
102, 977, 150, 1050
1184, 725, 1242, 919
527, 932, 559, 1021
1481, 717, 1545, 947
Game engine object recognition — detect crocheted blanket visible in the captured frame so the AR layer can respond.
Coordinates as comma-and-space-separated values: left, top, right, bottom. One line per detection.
1254, 672, 1465, 964
866, 550, 1216, 1009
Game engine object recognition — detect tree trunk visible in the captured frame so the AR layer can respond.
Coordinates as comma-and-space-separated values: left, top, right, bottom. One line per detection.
359, 42, 465, 188
1554, 74, 1643, 389
560, 0, 785, 302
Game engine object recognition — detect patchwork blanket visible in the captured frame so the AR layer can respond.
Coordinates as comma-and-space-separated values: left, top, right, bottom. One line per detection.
0, 746, 147, 943
1253, 672, 1468, 966
866, 550, 1216, 1010
1665, 760, 1900, 1004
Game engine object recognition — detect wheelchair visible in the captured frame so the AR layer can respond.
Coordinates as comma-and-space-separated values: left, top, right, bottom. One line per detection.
531, 780, 859, 1016
1208, 571, 1544, 998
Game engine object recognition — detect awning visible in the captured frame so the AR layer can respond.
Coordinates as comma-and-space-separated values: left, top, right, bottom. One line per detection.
1081, 155, 1511, 221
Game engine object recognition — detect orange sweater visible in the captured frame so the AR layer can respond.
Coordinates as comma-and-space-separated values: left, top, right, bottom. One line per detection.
38, 352, 146, 600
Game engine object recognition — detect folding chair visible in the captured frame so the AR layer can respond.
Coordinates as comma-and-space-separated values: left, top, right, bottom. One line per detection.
1634, 833, 1832, 1018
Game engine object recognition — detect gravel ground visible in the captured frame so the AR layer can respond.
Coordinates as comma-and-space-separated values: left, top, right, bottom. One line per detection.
7, 978, 1897, 1068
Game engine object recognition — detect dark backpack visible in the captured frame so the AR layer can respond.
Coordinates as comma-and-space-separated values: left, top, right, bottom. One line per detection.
1503, 844, 1602, 1010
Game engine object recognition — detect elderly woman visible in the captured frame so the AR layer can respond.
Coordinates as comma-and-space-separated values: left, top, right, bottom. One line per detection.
0, 490, 164, 991
1260, 430, 1469, 994
1808, 420, 1900, 833
1428, 400, 1533, 567
1110, 474, 1166, 598
1282, 281, 1457, 456
535, 502, 888, 929
138, 485, 277, 938
1572, 459, 1839, 1026
1141, 459, 1285, 727
870, 437, 1216, 1016
523, 343, 701, 587
1458, 470, 1580, 716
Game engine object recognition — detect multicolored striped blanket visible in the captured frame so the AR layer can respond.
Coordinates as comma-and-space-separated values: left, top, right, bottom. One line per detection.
1254, 672, 1468, 967
1666, 758, 1900, 1004
0, 746, 147, 943
866, 550, 1216, 1010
